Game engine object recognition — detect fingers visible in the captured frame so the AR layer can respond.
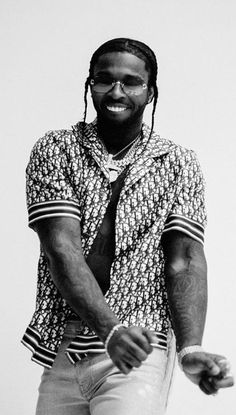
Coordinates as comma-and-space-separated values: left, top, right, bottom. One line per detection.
199, 375, 234, 395
116, 360, 133, 375
181, 351, 234, 394
107, 326, 155, 374
216, 358, 231, 378
129, 327, 153, 354
212, 375, 234, 389
123, 353, 142, 369
198, 354, 234, 394
121, 328, 156, 369
123, 344, 149, 367
199, 377, 218, 395
203, 356, 221, 376
142, 327, 157, 347
203, 354, 233, 382
120, 327, 153, 355
205, 354, 230, 373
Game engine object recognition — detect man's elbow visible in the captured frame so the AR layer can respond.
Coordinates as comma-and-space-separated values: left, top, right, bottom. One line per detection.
165, 257, 190, 278
165, 249, 207, 279
41, 235, 82, 267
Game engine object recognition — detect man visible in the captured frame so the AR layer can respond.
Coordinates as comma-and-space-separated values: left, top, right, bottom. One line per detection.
22, 38, 233, 414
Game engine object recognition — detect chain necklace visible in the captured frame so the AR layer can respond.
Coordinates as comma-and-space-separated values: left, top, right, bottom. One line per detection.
109, 135, 140, 159
103, 133, 141, 182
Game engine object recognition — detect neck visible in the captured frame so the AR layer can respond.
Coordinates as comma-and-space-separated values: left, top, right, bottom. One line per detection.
97, 117, 143, 154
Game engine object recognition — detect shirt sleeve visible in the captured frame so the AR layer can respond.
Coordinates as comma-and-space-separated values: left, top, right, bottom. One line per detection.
163, 150, 207, 245
26, 130, 82, 229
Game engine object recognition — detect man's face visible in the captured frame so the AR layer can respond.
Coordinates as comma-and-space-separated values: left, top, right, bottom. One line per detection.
90, 52, 154, 126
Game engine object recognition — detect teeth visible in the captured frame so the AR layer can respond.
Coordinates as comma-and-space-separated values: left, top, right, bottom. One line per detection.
107, 106, 127, 112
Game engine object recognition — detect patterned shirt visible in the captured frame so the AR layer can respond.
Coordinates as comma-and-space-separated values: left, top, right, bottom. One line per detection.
22, 120, 207, 368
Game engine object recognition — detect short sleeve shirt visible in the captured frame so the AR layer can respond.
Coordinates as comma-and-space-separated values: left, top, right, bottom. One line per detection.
22, 120, 207, 368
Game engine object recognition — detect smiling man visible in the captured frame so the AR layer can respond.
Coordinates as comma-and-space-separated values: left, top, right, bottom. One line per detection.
22, 38, 233, 415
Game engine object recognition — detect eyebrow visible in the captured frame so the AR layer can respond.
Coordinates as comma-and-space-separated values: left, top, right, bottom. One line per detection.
94, 71, 145, 82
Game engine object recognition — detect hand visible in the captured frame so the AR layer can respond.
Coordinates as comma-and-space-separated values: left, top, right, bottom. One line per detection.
107, 326, 156, 374
181, 351, 234, 395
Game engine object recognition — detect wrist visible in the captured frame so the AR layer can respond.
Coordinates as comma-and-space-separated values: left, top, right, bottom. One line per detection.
178, 345, 204, 370
104, 324, 126, 357
94, 317, 121, 343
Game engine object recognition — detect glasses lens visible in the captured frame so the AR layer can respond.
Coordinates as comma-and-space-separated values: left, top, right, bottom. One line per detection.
91, 79, 147, 95
91, 79, 112, 93
123, 84, 146, 95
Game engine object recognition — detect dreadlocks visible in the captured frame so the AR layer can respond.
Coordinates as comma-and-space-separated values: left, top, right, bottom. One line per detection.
83, 38, 158, 138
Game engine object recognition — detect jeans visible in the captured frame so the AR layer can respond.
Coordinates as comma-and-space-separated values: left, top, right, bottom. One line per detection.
36, 321, 176, 415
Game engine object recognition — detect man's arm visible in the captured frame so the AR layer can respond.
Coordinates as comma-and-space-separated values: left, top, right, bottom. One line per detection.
35, 217, 119, 340
162, 230, 234, 394
162, 230, 207, 350
35, 217, 154, 374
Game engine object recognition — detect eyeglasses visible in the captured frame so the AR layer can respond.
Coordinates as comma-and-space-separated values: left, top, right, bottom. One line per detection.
90, 78, 148, 96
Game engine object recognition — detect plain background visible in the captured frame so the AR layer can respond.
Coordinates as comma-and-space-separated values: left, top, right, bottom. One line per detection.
1, 1, 236, 414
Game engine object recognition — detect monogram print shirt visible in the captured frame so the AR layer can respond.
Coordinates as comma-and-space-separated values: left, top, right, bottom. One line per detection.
22, 120, 207, 368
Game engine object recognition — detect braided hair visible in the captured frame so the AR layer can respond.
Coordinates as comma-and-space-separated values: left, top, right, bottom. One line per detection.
83, 37, 158, 138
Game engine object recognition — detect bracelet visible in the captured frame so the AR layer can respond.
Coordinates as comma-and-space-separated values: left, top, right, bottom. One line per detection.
104, 324, 125, 358
178, 345, 204, 370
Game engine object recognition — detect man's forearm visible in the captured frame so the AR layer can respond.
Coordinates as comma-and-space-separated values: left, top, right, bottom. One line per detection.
165, 247, 208, 351
45, 246, 119, 342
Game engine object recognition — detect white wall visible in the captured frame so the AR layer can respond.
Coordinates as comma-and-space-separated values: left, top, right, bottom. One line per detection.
1, 1, 235, 413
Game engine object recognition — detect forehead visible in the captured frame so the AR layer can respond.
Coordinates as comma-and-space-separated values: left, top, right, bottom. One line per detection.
93, 52, 149, 80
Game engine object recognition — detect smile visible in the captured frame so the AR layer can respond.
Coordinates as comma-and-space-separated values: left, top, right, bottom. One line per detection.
106, 106, 127, 113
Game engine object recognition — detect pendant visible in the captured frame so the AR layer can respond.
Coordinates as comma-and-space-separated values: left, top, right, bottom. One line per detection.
106, 161, 120, 170
106, 154, 120, 171
109, 169, 118, 182
106, 154, 120, 182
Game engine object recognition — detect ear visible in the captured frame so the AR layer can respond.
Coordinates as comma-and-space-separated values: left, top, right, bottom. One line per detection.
147, 86, 154, 104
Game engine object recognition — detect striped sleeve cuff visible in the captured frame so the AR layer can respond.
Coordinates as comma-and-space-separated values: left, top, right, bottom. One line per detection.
21, 326, 56, 369
28, 200, 81, 227
163, 214, 205, 245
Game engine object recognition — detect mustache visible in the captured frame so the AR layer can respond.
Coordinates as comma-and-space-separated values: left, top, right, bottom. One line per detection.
103, 100, 130, 106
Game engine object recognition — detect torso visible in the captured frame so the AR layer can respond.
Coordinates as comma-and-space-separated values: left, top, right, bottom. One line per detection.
86, 168, 127, 294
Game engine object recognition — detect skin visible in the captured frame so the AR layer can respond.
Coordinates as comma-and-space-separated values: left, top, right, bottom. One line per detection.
162, 231, 234, 393
35, 217, 155, 375
90, 52, 154, 155
162, 231, 208, 350
35, 51, 233, 392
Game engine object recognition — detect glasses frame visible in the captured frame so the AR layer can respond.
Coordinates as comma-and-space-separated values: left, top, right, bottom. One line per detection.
90, 79, 148, 96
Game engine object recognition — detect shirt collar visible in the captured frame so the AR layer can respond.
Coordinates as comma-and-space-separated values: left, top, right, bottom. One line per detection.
71, 119, 174, 160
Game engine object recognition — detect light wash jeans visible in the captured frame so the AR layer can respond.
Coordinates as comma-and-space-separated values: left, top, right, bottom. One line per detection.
36, 321, 176, 415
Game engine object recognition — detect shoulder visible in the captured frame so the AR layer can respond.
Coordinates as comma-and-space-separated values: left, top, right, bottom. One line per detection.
29, 122, 87, 161
166, 142, 203, 180
147, 127, 204, 182
160, 136, 198, 165
145, 124, 198, 166
31, 127, 75, 155
158, 135, 200, 168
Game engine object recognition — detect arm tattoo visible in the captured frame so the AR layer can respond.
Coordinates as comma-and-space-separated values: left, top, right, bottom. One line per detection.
166, 268, 207, 350
163, 233, 208, 350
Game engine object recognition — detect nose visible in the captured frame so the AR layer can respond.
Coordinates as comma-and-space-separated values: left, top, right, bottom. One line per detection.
108, 82, 126, 99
